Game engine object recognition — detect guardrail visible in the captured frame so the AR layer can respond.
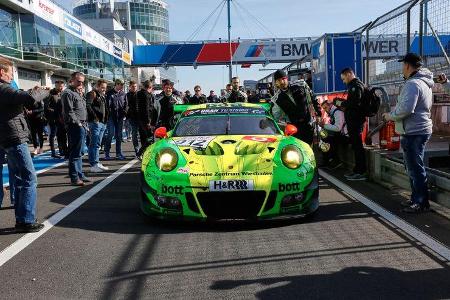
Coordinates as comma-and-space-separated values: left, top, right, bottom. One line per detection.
333, 145, 450, 208
369, 149, 450, 208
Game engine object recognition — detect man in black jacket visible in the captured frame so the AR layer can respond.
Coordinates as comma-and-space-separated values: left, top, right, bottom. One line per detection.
61, 72, 89, 186
153, 80, 180, 130
0, 57, 49, 232
104, 79, 128, 160
224, 77, 247, 103
271, 70, 318, 145
137, 80, 155, 155
44, 80, 65, 158
336, 68, 367, 181
190, 85, 207, 104
86, 79, 109, 173
126, 81, 140, 156
207, 90, 219, 103
26, 99, 45, 156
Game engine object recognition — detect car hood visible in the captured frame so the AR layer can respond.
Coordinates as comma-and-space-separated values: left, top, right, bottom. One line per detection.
170, 135, 281, 179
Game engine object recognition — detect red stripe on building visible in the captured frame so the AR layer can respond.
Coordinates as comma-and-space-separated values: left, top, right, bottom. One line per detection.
196, 43, 239, 63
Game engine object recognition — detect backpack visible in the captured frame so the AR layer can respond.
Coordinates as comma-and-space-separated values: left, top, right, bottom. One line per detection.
361, 86, 381, 117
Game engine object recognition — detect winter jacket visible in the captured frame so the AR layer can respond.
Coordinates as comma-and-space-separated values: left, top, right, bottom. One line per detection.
224, 90, 248, 103
341, 78, 366, 126
126, 91, 138, 121
271, 82, 311, 127
153, 92, 178, 129
0, 80, 49, 148
44, 89, 61, 123
136, 89, 155, 126
189, 94, 207, 105
61, 87, 87, 126
86, 89, 108, 123
106, 89, 128, 121
389, 68, 434, 135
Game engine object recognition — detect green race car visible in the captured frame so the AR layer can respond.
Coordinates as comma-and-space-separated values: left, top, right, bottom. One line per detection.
140, 103, 319, 221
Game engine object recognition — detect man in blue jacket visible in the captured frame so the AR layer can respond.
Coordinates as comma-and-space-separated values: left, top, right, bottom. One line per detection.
104, 79, 128, 160
383, 53, 434, 214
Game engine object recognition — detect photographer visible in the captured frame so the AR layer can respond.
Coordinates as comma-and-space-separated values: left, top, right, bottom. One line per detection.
319, 101, 348, 170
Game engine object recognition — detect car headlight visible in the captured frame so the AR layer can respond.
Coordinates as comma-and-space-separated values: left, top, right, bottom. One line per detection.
156, 148, 178, 172
281, 145, 303, 169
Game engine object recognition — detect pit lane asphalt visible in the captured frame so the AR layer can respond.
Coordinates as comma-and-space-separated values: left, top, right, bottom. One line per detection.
1, 144, 450, 299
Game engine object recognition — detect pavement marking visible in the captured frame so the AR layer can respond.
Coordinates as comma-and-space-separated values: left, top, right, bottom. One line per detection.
0, 159, 138, 267
319, 169, 450, 262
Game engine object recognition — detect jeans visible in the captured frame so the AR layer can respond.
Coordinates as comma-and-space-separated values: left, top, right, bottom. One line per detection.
347, 121, 366, 174
0, 149, 17, 207
2, 143, 37, 223
128, 119, 140, 154
104, 117, 124, 157
401, 134, 431, 207
67, 124, 86, 183
88, 122, 106, 166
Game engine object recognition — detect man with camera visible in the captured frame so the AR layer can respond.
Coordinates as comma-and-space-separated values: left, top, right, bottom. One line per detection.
319, 101, 348, 170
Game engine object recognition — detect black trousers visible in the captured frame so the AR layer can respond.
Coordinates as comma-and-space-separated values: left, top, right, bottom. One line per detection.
347, 121, 366, 174
30, 118, 45, 149
293, 123, 314, 145
56, 122, 68, 156
138, 124, 153, 152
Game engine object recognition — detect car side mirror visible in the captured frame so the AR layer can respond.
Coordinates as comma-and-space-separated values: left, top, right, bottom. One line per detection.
155, 127, 168, 139
284, 124, 298, 136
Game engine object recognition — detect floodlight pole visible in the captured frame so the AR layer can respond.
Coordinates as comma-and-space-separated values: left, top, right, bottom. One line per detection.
227, 0, 233, 83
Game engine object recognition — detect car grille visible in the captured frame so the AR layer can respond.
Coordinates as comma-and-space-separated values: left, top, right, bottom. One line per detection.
196, 191, 266, 219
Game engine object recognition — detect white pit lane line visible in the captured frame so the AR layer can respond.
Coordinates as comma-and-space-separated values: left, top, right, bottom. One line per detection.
0, 159, 137, 267
319, 169, 450, 261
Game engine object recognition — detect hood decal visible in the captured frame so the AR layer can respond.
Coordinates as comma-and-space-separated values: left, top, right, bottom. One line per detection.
173, 136, 215, 149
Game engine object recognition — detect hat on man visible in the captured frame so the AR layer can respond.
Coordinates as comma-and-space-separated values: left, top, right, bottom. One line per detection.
273, 70, 287, 81
398, 53, 423, 68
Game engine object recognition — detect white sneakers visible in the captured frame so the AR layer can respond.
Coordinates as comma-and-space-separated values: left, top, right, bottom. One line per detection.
98, 163, 109, 171
90, 163, 109, 173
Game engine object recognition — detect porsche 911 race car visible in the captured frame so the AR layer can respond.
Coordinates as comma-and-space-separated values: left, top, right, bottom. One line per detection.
140, 103, 318, 221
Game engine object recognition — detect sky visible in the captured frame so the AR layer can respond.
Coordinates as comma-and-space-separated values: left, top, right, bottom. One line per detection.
57, 0, 407, 93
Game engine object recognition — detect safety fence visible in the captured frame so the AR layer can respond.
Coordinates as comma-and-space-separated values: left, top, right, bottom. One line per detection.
361, 0, 450, 134
362, 0, 450, 85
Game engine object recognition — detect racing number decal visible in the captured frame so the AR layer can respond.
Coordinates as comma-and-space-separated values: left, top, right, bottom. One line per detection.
174, 136, 214, 149
243, 136, 277, 143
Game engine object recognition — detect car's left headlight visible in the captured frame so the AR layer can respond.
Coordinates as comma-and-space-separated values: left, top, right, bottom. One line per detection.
281, 145, 303, 169
155, 148, 178, 172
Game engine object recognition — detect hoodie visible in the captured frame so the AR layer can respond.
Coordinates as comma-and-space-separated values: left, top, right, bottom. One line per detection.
389, 68, 434, 135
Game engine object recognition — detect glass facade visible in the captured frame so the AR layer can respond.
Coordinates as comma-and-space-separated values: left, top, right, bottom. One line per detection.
0, 4, 125, 82
129, 1, 169, 43
0, 6, 21, 58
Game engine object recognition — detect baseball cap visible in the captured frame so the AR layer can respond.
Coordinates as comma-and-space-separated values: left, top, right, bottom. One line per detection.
398, 53, 423, 67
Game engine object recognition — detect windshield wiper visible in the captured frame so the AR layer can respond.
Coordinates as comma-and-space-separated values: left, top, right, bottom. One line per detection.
225, 112, 231, 135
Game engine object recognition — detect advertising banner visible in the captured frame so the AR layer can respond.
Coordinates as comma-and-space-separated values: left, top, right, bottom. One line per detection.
33, 0, 61, 27
232, 40, 313, 63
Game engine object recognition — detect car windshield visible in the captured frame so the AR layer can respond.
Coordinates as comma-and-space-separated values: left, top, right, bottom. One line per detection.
173, 115, 279, 137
